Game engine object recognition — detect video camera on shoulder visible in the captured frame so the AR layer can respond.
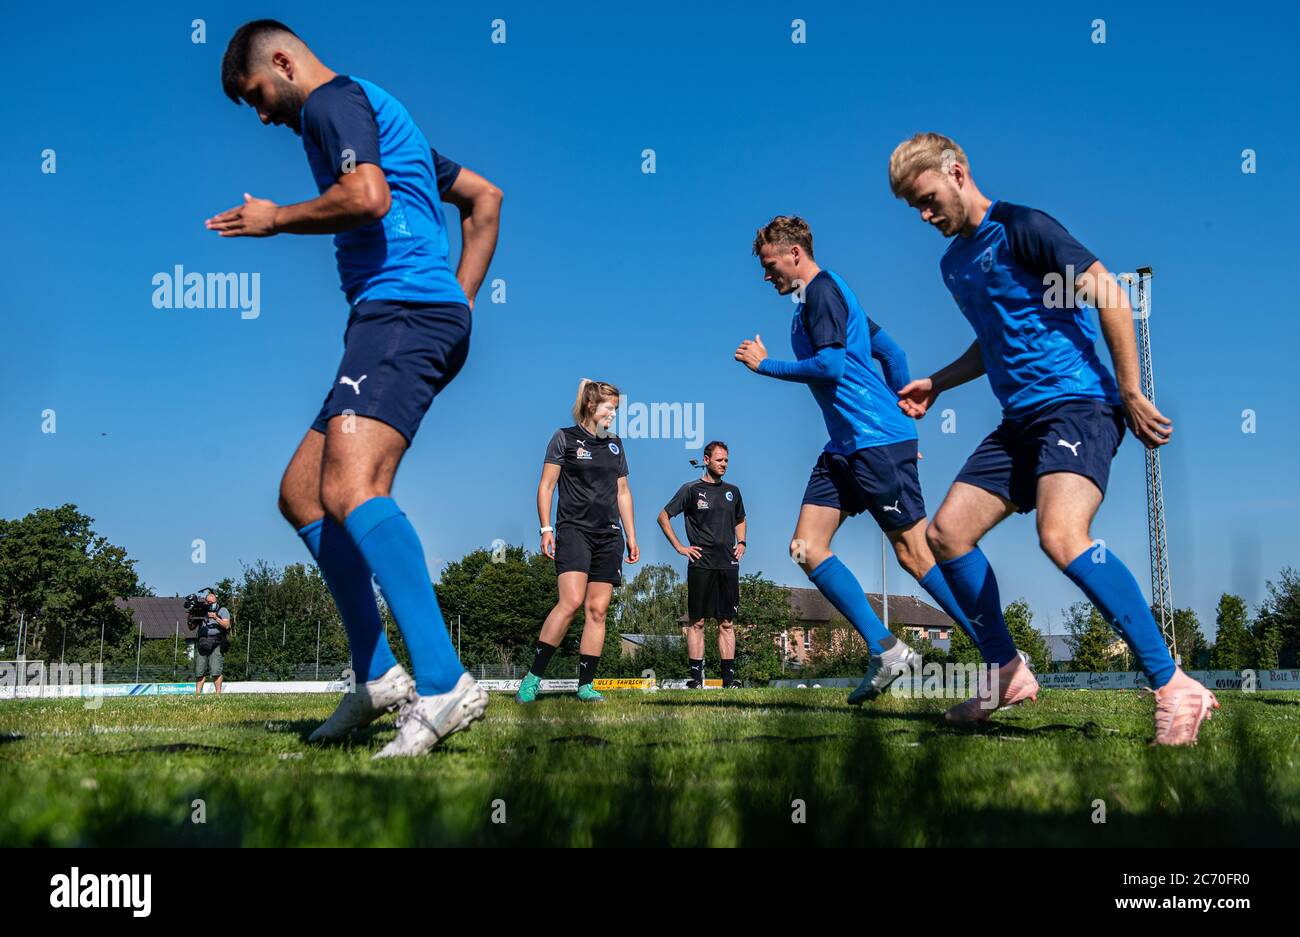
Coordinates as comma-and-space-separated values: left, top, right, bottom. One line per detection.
183, 588, 216, 630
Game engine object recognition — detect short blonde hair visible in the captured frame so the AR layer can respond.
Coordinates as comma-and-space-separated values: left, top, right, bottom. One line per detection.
888, 132, 968, 197
572, 378, 621, 424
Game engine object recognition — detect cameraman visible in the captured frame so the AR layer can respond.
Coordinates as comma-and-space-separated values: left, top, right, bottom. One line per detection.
190, 589, 231, 696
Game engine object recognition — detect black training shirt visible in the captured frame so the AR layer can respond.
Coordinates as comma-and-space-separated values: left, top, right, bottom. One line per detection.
544, 426, 628, 533
663, 478, 745, 569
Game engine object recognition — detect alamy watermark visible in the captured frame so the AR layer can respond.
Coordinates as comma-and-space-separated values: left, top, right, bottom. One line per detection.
596, 394, 705, 449
152, 265, 260, 320
1, 660, 106, 709
887, 660, 999, 707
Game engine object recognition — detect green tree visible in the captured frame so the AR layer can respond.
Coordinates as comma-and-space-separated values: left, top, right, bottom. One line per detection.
1004, 599, 1051, 672
0, 504, 144, 662
1254, 568, 1300, 668
216, 560, 348, 680
947, 622, 981, 665
1170, 606, 1209, 669
738, 572, 799, 681
435, 544, 560, 670
611, 563, 686, 636
804, 615, 875, 677
1064, 601, 1120, 671
1210, 593, 1251, 670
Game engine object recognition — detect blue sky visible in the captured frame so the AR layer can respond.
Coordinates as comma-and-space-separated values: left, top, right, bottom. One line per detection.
2, 1, 1297, 642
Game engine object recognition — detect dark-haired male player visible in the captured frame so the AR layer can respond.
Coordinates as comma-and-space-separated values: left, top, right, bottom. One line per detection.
207, 20, 503, 757
658, 441, 747, 688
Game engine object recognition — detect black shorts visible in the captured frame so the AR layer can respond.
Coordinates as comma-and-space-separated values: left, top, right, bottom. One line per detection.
687, 566, 740, 623
554, 525, 624, 585
310, 300, 471, 445
801, 439, 927, 531
956, 399, 1125, 513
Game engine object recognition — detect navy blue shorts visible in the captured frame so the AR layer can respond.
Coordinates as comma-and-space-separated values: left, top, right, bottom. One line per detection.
956, 398, 1125, 513
801, 439, 927, 531
311, 300, 470, 444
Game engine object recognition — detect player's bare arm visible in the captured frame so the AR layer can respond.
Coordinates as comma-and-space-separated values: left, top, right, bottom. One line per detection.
1081, 260, 1172, 449
618, 476, 639, 564
537, 463, 561, 558
205, 163, 391, 237
441, 167, 503, 310
897, 340, 984, 418
658, 508, 702, 561
733, 518, 747, 561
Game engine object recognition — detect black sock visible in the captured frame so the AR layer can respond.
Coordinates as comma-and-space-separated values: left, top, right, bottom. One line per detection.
689, 658, 704, 685
578, 654, 600, 686
721, 658, 736, 686
530, 640, 558, 678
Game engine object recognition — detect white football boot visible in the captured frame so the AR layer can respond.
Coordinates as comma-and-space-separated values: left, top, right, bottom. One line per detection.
847, 639, 921, 705
308, 664, 415, 743
372, 672, 489, 759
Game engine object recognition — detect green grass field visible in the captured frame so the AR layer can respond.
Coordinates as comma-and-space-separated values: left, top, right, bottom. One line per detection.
2, 688, 1297, 847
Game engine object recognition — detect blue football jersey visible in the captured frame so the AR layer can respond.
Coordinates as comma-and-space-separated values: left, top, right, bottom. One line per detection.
791, 270, 917, 454
300, 76, 467, 307
940, 201, 1120, 417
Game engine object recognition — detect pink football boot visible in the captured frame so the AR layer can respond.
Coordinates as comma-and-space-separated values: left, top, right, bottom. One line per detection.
944, 653, 1039, 724
1151, 668, 1220, 746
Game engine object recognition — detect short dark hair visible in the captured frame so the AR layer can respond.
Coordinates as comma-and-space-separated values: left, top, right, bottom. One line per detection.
221, 19, 299, 103
703, 440, 729, 458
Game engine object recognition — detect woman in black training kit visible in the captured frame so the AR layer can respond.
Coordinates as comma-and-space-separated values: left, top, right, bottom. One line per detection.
517, 379, 639, 703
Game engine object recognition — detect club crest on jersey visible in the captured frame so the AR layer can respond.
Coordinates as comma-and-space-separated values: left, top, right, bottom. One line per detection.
609, 443, 620, 455
980, 248, 994, 272
725, 491, 733, 501
576, 445, 592, 460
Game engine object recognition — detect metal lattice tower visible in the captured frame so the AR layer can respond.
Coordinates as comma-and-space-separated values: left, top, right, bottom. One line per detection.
1125, 267, 1178, 661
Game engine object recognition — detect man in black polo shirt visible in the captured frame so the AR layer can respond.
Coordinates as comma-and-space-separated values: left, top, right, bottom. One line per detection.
658, 441, 747, 688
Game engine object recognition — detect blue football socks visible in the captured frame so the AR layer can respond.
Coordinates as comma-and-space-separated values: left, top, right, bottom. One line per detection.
808, 556, 892, 655
298, 517, 397, 683
344, 497, 464, 696
936, 548, 1018, 666
1064, 545, 1176, 689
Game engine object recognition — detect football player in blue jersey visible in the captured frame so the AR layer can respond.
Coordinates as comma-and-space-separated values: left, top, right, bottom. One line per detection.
207, 20, 503, 756
888, 132, 1217, 744
736, 216, 984, 705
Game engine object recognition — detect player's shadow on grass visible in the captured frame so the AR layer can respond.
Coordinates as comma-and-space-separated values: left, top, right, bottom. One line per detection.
641, 696, 852, 714
537, 732, 848, 752
233, 717, 422, 752
108, 742, 235, 755
1238, 695, 1300, 707
928, 719, 1124, 740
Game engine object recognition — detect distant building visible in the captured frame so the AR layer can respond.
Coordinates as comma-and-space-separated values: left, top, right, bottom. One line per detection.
114, 597, 195, 641
671, 587, 957, 665
779, 588, 956, 664
619, 633, 684, 658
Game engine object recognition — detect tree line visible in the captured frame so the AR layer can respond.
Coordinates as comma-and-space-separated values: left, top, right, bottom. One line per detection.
2, 504, 1296, 681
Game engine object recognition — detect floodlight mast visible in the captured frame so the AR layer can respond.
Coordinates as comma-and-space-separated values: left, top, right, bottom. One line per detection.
1121, 267, 1178, 663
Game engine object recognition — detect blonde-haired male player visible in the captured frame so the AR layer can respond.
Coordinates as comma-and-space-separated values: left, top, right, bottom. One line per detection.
888, 132, 1217, 744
